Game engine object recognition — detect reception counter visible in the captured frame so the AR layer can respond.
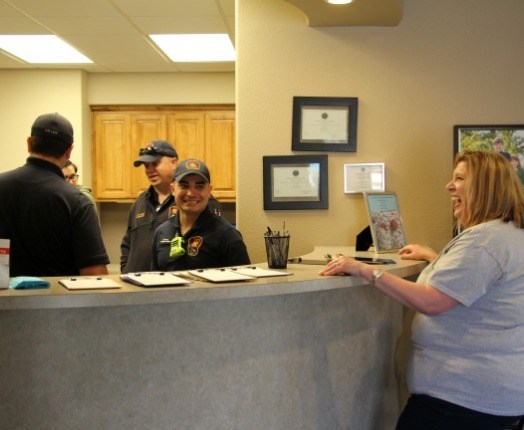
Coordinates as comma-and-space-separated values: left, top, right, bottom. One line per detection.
0, 248, 425, 430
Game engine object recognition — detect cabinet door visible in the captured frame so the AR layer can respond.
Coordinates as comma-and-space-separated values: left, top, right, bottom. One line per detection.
167, 112, 205, 161
131, 114, 167, 197
205, 112, 236, 200
93, 113, 132, 199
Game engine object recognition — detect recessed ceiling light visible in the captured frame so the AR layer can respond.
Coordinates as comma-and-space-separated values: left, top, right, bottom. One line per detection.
324, 0, 353, 4
0, 35, 92, 64
150, 34, 235, 62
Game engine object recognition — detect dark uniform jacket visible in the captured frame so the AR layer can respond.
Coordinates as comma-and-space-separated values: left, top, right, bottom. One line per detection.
151, 209, 250, 271
120, 185, 222, 273
0, 157, 109, 277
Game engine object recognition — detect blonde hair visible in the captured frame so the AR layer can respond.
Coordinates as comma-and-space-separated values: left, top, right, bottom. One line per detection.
455, 150, 524, 229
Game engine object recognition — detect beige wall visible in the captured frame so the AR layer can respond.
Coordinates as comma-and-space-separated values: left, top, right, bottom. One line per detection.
237, 0, 524, 263
0, 70, 88, 174
1, 0, 523, 267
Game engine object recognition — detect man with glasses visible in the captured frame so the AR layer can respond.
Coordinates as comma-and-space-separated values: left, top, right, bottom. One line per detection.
120, 140, 222, 273
62, 160, 98, 219
0, 113, 109, 277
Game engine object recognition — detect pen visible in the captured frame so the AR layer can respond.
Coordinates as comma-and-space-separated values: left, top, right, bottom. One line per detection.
286, 257, 302, 263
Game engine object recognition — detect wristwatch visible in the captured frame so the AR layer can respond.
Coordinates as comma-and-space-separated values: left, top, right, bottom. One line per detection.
371, 269, 383, 287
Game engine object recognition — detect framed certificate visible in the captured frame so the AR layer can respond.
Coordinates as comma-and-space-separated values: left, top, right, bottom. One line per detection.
344, 163, 385, 193
292, 96, 358, 152
263, 155, 328, 210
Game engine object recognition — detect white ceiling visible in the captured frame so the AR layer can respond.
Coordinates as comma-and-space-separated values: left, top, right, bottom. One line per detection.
0, 0, 235, 73
0, 0, 402, 74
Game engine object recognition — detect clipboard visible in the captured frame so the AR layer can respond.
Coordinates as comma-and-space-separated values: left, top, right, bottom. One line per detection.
187, 266, 292, 283
59, 277, 122, 290
230, 266, 291, 278
120, 272, 192, 287
187, 269, 255, 283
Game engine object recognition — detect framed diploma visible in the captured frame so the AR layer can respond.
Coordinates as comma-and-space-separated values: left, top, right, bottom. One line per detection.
292, 96, 358, 152
344, 163, 385, 193
263, 155, 328, 210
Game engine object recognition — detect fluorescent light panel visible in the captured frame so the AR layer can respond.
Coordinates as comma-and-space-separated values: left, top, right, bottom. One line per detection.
150, 34, 235, 62
0, 35, 92, 64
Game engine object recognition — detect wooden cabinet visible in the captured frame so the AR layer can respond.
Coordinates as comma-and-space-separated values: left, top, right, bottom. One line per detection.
92, 106, 235, 201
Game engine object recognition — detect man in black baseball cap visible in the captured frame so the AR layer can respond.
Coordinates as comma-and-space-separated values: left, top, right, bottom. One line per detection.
121, 140, 179, 273
0, 113, 109, 277
151, 158, 250, 271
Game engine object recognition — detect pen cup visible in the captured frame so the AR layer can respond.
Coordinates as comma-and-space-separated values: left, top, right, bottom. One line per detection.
264, 235, 290, 269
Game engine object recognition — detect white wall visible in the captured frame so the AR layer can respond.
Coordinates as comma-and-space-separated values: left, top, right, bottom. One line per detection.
237, 0, 524, 263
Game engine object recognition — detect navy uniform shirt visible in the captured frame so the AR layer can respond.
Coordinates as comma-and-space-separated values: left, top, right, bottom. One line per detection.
151, 209, 250, 271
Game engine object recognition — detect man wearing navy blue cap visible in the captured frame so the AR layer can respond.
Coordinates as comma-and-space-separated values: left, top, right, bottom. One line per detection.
121, 141, 223, 273
0, 113, 109, 277
151, 158, 250, 271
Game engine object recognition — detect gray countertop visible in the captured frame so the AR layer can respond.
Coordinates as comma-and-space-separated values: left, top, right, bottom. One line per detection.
0, 248, 426, 310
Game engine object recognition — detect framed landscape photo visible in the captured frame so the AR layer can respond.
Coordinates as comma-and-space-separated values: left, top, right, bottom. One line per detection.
454, 125, 524, 185
454, 124, 524, 159
292, 96, 358, 152
263, 154, 328, 210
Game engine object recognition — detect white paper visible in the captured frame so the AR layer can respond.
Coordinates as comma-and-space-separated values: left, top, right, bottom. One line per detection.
273, 165, 319, 198
301, 106, 349, 143
59, 277, 122, 290
0, 239, 10, 289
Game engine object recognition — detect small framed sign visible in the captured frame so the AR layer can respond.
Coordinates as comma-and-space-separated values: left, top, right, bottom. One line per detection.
344, 163, 385, 193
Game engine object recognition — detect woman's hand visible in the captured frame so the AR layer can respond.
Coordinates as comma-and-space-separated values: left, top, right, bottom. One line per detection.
398, 244, 437, 263
318, 256, 368, 278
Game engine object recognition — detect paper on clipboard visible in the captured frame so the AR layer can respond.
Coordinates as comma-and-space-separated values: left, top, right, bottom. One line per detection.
120, 272, 192, 287
188, 269, 255, 283
59, 277, 122, 290
188, 266, 292, 283
230, 266, 291, 278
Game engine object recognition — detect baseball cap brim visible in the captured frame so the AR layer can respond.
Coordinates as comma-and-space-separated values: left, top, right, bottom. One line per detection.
133, 154, 162, 167
175, 171, 210, 183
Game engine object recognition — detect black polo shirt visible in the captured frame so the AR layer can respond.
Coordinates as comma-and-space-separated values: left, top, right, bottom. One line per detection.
151, 209, 250, 271
0, 157, 109, 277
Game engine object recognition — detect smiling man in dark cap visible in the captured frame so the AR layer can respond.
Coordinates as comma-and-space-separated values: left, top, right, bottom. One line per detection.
151, 158, 249, 271
121, 141, 223, 273
0, 113, 109, 277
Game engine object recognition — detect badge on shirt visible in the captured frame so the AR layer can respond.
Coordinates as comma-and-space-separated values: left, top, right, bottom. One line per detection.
187, 236, 203, 256
168, 206, 178, 217
136, 212, 145, 219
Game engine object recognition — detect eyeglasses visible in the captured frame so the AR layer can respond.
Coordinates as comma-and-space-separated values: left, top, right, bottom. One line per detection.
65, 174, 79, 182
138, 147, 173, 157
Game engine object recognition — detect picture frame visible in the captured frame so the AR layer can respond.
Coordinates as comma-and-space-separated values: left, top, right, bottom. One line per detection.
292, 96, 358, 152
263, 155, 328, 210
344, 162, 385, 194
363, 192, 407, 253
454, 124, 524, 160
